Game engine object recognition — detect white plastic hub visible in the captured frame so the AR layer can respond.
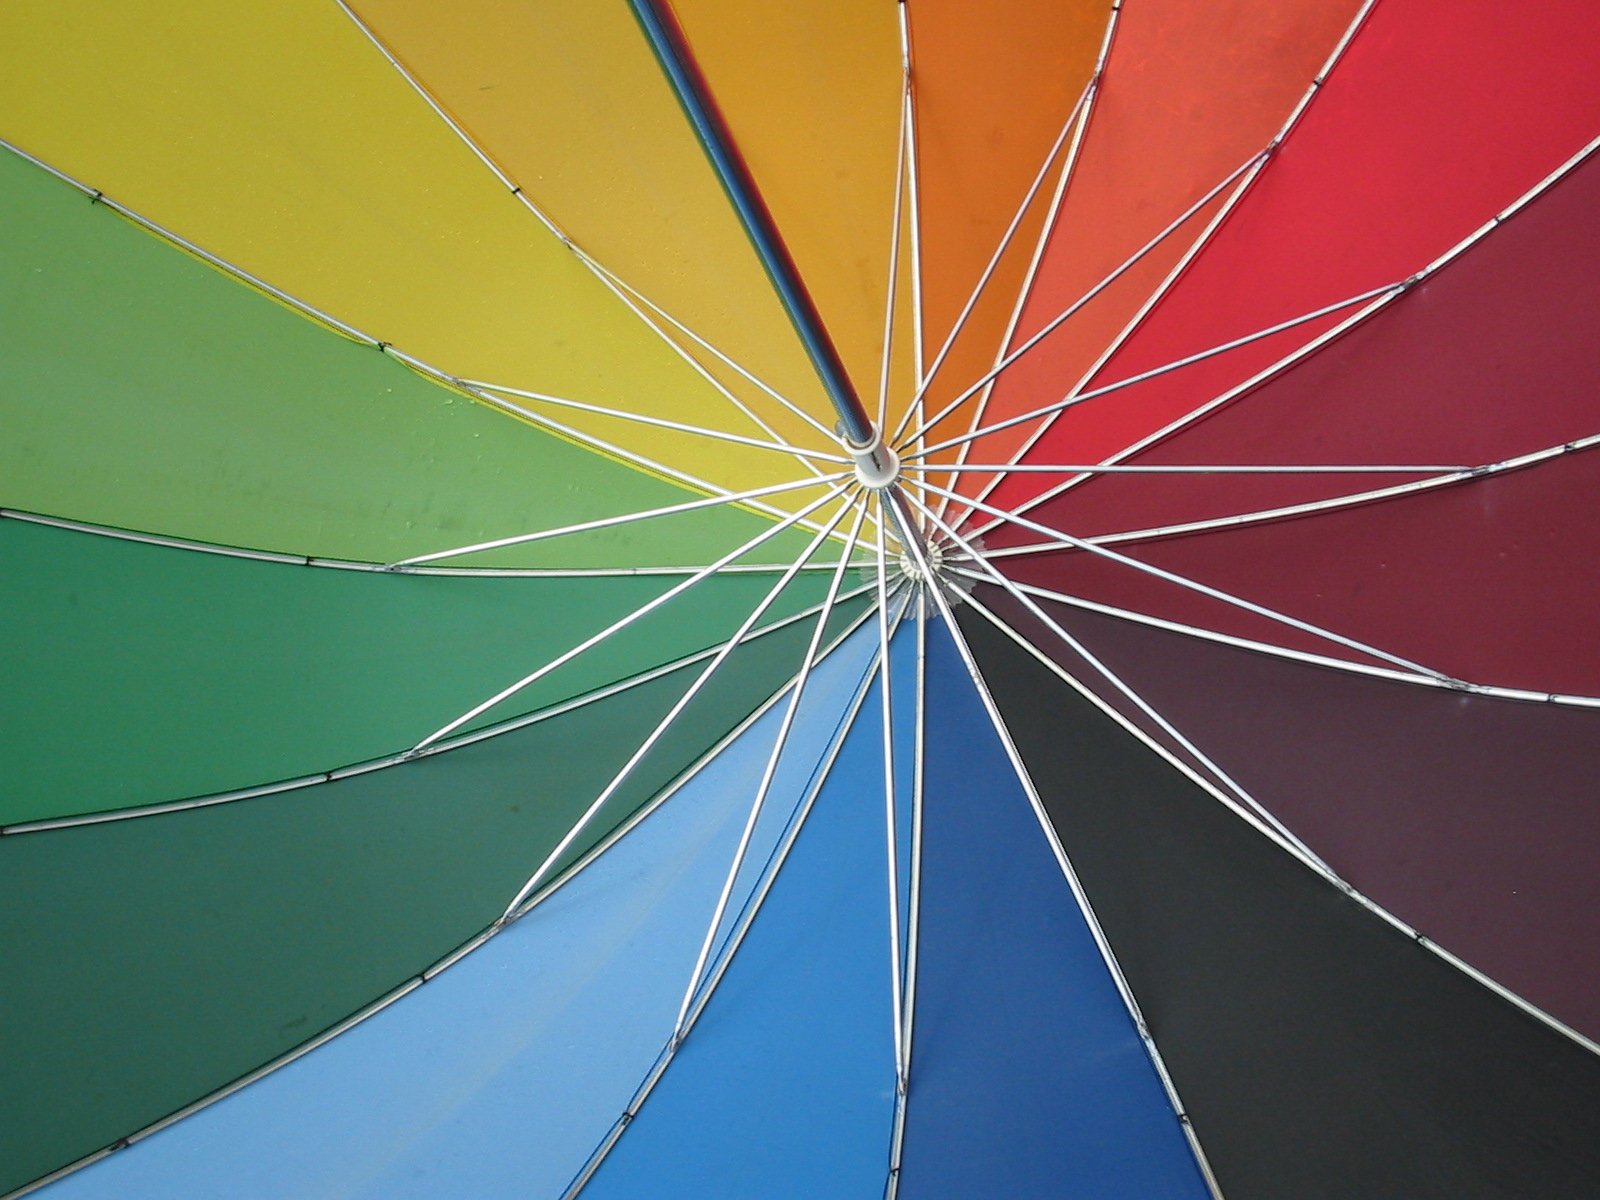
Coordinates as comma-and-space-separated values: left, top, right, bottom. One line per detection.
847, 431, 900, 490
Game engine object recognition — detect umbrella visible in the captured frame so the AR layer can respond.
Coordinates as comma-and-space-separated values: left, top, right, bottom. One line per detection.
3, 0, 1599, 1196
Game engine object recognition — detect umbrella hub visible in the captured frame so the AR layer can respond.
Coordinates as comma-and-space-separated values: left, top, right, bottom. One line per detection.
895, 533, 975, 603
846, 429, 900, 490
897, 537, 946, 581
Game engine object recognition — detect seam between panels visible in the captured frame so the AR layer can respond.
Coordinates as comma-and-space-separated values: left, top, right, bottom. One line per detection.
0, 584, 872, 835
942, 569, 1600, 711
936, 436, 1600, 711
0, 496, 847, 577
915, 0, 1122, 511
954, 584, 1600, 1065
971, 126, 1600, 532
901, 142, 1267, 466
923, 77, 1087, 526
903, 271, 1397, 469
682, 585, 916, 1035
934, 438, 1600, 713
883, 589, 928, 1200
489, 485, 861, 916
902, 490, 1333, 874
953, 0, 1381, 538
905, 572, 1226, 1200
333, 0, 839, 457
620, 0, 873, 444
914, 475, 1451, 684
966, 31, 1600, 542
930, 0, 1126, 530
460, 378, 846, 465
0, 603, 880, 1200
0, 136, 374, 345
502, 597, 881, 936
560, 592, 912, 1200
872, 500, 910, 1094
412, 482, 856, 757
872, 54, 910, 440
981, 286, 1393, 518
666, 499, 873, 1046
983, 434, 1600, 561
390, 473, 852, 571
0, 139, 848, 543
945, 151, 1266, 536
1071, 0, 1381, 423
896, 0, 926, 463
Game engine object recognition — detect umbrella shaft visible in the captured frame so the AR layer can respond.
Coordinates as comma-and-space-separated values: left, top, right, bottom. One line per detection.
627, 0, 876, 446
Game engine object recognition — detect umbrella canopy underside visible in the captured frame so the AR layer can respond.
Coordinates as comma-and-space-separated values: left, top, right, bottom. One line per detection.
4, 2, 1600, 1197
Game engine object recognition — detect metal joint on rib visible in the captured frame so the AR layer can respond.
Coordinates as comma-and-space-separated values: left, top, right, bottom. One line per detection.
953, 567, 1600, 710
885, 585, 930, 1198
1009, 434, 1600, 566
